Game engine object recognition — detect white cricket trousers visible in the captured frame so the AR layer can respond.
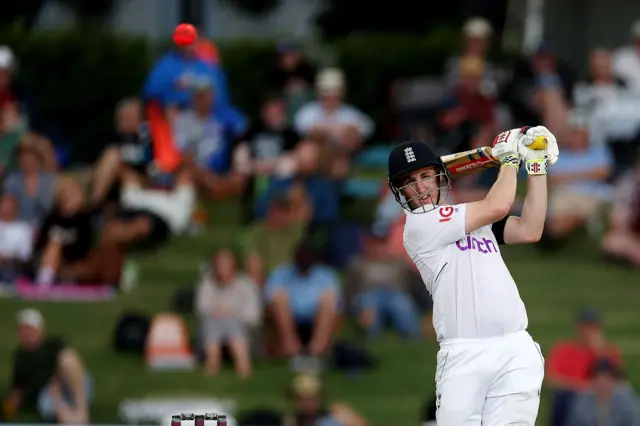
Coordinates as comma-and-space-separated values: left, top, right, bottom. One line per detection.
435, 330, 544, 426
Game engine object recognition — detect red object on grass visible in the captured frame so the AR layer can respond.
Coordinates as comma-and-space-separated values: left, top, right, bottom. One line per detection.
173, 23, 198, 47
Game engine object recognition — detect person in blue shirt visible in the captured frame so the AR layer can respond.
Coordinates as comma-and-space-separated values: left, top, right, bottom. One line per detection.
141, 42, 246, 129
174, 81, 245, 198
254, 140, 340, 224
265, 244, 341, 357
545, 116, 614, 243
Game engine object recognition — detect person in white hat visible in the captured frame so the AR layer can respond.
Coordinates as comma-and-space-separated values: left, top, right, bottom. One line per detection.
612, 20, 640, 90
294, 67, 374, 153
3, 308, 92, 424
444, 17, 499, 98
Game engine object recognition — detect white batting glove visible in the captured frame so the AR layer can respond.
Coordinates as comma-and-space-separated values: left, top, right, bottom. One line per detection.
519, 126, 559, 175
492, 128, 522, 170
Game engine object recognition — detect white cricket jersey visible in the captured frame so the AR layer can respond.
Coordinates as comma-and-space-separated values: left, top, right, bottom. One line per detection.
404, 203, 528, 341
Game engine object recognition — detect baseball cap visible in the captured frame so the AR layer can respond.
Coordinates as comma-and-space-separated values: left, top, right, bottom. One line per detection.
316, 68, 345, 93
0, 46, 15, 71
462, 17, 493, 38
590, 358, 622, 378
577, 306, 600, 324
289, 373, 323, 397
631, 20, 640, 39
16, 308, 43, 328
276, 40, 300, 54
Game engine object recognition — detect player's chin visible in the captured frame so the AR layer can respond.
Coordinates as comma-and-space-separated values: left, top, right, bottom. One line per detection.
415, 196, 433, 207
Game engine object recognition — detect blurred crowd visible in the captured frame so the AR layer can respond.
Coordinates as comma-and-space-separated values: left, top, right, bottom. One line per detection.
1, 15, 640, 426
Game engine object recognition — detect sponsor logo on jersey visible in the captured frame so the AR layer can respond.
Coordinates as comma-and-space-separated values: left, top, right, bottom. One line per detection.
456, 235, 498, 253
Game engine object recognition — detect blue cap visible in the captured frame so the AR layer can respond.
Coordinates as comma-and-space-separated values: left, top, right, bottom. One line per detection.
577, 306, 600, 324
277, 40, 299, 53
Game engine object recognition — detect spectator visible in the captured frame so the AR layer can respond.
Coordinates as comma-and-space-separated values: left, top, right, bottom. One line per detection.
269, 40, 316, 118
0, 46, 61, 172
565, 359, 640, 426
175, 81, 245, 199
612, 20, 640, 90
501, 42, 573, 132
270, 41, 316, 96
0, 193, 33, 282
435, 56, 498, 152
282, 373, 369, 426
294, 68, 374, 163
601, 152, 640, 266
4, 309, 91, 424
255, 140, 339, 227
118, 167, 195, 239
32, 179, 125, 286
195, 249, 261, 378
244, 194, 308, 285
573, 49, 628, 116
142, 36, 244, 126
91, 98, 156, 204
345, 231, 420, 339
233, 94, 301, 219
265, 244, 341, 357
546, 307, 622, 426
573, 48, 640, 160
444, 17, 499, 96
3, 137, 56, 230
544, 115, 613, 244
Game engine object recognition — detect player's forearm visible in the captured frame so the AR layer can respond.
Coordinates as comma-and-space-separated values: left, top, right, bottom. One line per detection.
518, 175, 547, 238
485, 165, 518, 215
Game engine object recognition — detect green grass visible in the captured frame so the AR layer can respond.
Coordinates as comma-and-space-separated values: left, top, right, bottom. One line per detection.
0, 200, 639, 426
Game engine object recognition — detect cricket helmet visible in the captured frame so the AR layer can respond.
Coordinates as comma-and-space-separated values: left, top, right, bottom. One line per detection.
387, 141, 451, 213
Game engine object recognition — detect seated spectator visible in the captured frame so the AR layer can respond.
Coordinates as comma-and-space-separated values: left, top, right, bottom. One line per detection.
282, 373, 369, 426
601, 153, 640, 266
32, 179, 124, 286
0, 46, 59, 174
546, 308, 622, 426
565, 359, 639, 426
345, 231, 420, 339
244, 194, 308, 284
175, 81, 245, 199
573, 49, 628, 117
265, 244, 341, 357
0, 193, 33, 282
435, 56, 497, 152
195, 249, 261, 378
255, 140, 339, 227
233, 94, 301, 218
444, 17, 499, 96
3, 309, 92, 424
612, 20, 640, 90
3, 137, 56, 230
294, 68, 373, 178
268, 41, 316, 118
91, 98, 156, 204
545, 115, 613, 244
118, 166, 195, 239
501, 43, 573, 131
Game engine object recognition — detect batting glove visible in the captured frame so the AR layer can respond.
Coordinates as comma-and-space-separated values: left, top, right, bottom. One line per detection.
519, 126, 559, 175
492, 128, 522, 170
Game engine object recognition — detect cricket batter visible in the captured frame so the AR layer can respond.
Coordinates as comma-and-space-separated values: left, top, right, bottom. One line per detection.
387, 126, 559, 426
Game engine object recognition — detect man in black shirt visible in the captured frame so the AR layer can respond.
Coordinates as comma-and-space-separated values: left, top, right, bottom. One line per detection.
91, 97, 157, 204
233, 94, 301, 221
3, 309, 91, 424
33, 179, 125, 286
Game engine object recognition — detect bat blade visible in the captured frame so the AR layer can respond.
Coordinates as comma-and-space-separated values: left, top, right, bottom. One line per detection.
441, 146, 499, 177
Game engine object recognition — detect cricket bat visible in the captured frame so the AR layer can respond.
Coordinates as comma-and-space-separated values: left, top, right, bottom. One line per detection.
441, 146, 499, 177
